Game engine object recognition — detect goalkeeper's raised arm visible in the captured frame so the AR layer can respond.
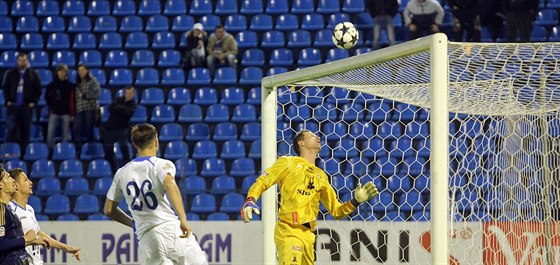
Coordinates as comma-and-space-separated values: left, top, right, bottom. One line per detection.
241, 129, 379, 265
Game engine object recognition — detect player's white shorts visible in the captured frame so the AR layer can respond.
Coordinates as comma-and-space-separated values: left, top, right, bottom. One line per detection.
139, 221, 208, 265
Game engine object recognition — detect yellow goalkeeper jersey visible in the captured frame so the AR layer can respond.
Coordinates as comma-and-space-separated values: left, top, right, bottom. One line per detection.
247, 156, 356, 229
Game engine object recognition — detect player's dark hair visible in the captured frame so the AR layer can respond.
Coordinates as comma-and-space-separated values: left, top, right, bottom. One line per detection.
7, 168, 24, 181
131, 123, 157, 150
0, 165, 6, 191
293, 129, 311, 155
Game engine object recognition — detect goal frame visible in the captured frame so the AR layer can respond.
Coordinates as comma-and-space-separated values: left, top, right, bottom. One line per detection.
260, 33, 449, 264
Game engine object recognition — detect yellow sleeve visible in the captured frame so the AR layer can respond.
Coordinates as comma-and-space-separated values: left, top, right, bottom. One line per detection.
0, 203, 5, 226
247, 157, 290, 201
320, 179, 356, 220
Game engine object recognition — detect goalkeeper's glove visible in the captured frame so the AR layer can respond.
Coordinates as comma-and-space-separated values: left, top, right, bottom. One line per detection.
241, 197, 260, 223
353, 182, 379, 205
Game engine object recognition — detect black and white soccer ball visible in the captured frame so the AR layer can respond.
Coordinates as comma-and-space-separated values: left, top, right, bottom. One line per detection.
332, 22, 359, 49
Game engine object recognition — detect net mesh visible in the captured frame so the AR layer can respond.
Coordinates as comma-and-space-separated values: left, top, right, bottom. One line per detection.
274, 42, 560, 264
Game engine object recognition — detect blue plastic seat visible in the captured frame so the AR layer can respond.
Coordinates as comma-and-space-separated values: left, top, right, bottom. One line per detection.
130, 105, 147, 123
207, 212, 230, 220
80, 142, 105, 160
225, 14, 247, 32
150, 104, 175, 123
11, 0, 34, 16
72, 32, 96, 50
261, 30, 285, 48
93, 15, 117, 32
74, 194, 99, 214
37, 1, 59, 16
97, 88, 112, 106
342, 0, 365, 13
135, 67, 159, 86
89, 68, 106, 85
88, 213, 110, 221
57, 159, 83, 178
221, 140, 246, 159
171, 15, 194, 32
167, 87, 191, 105
536, 9, 558, 26
99, 32, 122, 49
157, 49, 181, 67
314, 30, 336, 47
185, 123, 210, 142
140, 87, 164, 106
161, 68, 185, 85
192, 140, 217, 160
220, 87, 245, 105
30, 159, 55, 179
241, 175, 258, 193
175, 158, 198, 177
36, 177, 62, 196
332, 138, 359, 158
27, 50, 48, 67
240, 0, 263, 14
104, 50, 127, 67
288, 30, 311, 47
146, 15, 168, 32
138, 0, 161, 16
240, 48, 264, 68
231, 103, 257, 122
211, 175, 236, 195
240, 122, 261, 142
3, 159, 27, 172
46, 32, 70, 50
301, 13, 324, 30
88, 0, 110, 16
213, 67, 237, 85
230, 157, 255, 177
220, 193, 245, 213
130, 49, 154, 67
44, 194, 70, 214
189, 0, 213, 15
57, 213, 79, 221
61, 0, 85, 16
120, 15, 143, 32
248, 139, 261, 159
42, 16, 65, 33
246, 87, 261, 105
0, 142, 21, 160
78, 50, 102, 67
52, 50, 76, 67
275, 14, 298, 31
216, 0, 238, 14
239, 67, 262, 86
86, 159, 112, 178
298, 48, 322, 66
113, 0, 136, 16
27, 195, 42, 213
531, 25, 548, 42
51, 142, 76, 161
213, 122, 238, 141
64, 177, 89, 196
164, 0, 187, 15
158, 123, 183, 142
23, 142, 48, 161
187, 67, 211, 85
190, 193, 216, 213
16, 16, 39, 32
327, 13, 351, 29
125, 32, 149, 49
178, 104, 202, 122
164, 140, 189, 160
266, 0, 288, 14
205, 104, 230, 122
292, 0, 314, 13
0, 16, 12, 32
180, 176, 206, 195
193, 87, 218, 105
269, 49, 292, 67
21, 33, 45, 52
236, 30, 258, 48
200, 158, 226, 177
109, 68, 133, 86
200, 14, 221, 31
68, 15, 90, 32
317, 0, 340, 13
250, 14, 273, 31
0, 50, 17, 69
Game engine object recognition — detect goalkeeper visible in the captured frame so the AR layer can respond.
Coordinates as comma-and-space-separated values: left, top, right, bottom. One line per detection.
241, 129, 379, 265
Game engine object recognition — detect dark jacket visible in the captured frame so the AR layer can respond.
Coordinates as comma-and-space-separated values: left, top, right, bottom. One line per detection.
46, 77, 76, 116
502, 0, 538, 15
366, 0, 399, 17
105, 97, 137, 130
1, 67, 41, 106
183, 29, 208, 50
447, 0, 479, 20
0, 203, 27, 265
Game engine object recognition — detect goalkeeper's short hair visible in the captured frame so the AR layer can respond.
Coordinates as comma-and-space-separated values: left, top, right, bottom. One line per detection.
292, 129, 311, 155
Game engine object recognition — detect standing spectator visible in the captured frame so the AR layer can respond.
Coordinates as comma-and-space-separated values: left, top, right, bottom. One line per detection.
102, 86, 137, 172
502, 0, 538, 42
1, 53, 41, 149
403, 0, 444, 40
479, 0, 503, 42
366, 0, 399, 49
181, 23, 208, 69
45, 64, 75, 149
448, 0, 481, 41
206, 25, 238, 75
73, 64, 100, 148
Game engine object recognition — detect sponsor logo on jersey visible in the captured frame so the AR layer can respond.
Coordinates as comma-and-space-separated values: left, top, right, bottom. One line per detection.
0, 226, 4, 236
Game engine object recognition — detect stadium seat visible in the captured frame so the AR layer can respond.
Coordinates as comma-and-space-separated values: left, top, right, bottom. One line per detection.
92, 176, 112, 195
158, 123, 183, 142
213, 122, 238, 142
72, 32, 96, 50
192, 140, 217, 160
79, 142, 105, 160
240, 0, 263, 14
52, 50, 76, 67
220, 87, 245, 105
0, 16, 12, 32
326, 48, 349, 62
125, 32, 149, 49
164, 0, 187, 15
190, 193, 216, 213
86, 159, 112, 178
23, 142, 48, 161
185, 123, 210, 142
220, 193, 245, 213
44, 194, 70, 214
536, 9, 558, 26
78, 50, 102, 68
161, 68, 185, 85
175, 158, 198, 177
57, 159, 83, 179
11, 1, 34, 16
269, 48, 293, 66
130, 105, 147, 123
109, 68, 133, 86
171, 15, 194, 32
61, 0, 85, 16
342, 0, 365, 13
164, 140, 189, 160
531, 25, 548, 42
26, 195, 42, 213
180, 176, 206, 195
37, 0, 60, 16
332, 138, 359, 158
99, 32, 122, 49
323, 122, 347, 141
331, 175, 354, 194
64, 177, 89, 196
241, 49, 264, 67
51, 142, 76, 161
178, 104, 202, 122
301, 13, 324, 30
0, 33, 16, 50
216, 0, 238, 14
16, 16, 39, 32
30, 159, 55, 179
112, 0, 136, 16
288, 30, 312, 47
248, 140, 261, 159
189, 0, 213, 15
150, 104, 175, 123
221, 140, 246, 159
275, 14, 298, 31
42, 16, 65, 33
0, 50, 17, 69
207, 212, 230, 221
292, 0, 314, 13
3, 160, 26, 173
326, 13, 351, 29
200, 14, 221, 31
240, 122, 261, 141
365, 101, 392, 121
157, 49, 181, 67
261, 31, 285, 48
225, 14, 247, 32
285, 104, 311, 122
46, 33, 70, 50
130, 49, 154, 67
200, 158, 226, 177
74, 194, 99, 214
138, 0, 161, 16
35, 177, 61, 196
135, 68, 159, 86
90, 68, 106, 85
205, 104, 230, 122
213, 67, 237, 85
187, 67, 211, 85
68, 15, 91, 32
230, 158, 255, 177
317, 0, 340, 13
93, 15, 117, 32
167, 87, 190, 105
120, 15, 143, 32
56, 213, 78, 221
250, 14, 273, 31
210, 175, 236, 195
140, 87, 164, 106
235, 30, 258, 48
231, 103, 257, 122
241, 175, 258, 193
146, 15, 168, 32
266, 0, 289, 14
193, 87, 218, 105
88, 213, 110, 221
239, 67, 262, 85
27, 50, 48, 67
88, 0, 111, 16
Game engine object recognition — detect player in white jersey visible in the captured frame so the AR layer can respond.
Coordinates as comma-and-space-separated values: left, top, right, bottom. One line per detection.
7, 168, 81, 264
104, 123, 207, 265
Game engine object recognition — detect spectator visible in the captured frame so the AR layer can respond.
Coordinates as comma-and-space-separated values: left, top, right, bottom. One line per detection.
403, 0, 444, 40
73, 64, 100, 147
45, 64, 75, 149
102, 86, 137, 172
502, 0, 538, 42
182, 23, 208, 69
206, 25, 238, 75
448, 0, 481, 41
1, 53, 41, 149
479, 0, 503, 42
366, 0, 399, 49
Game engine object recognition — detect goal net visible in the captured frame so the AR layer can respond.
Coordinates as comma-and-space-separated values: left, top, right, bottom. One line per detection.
260, 33, 560, 264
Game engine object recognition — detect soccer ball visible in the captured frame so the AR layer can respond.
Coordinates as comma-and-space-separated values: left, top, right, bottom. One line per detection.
332, 22, 359, 49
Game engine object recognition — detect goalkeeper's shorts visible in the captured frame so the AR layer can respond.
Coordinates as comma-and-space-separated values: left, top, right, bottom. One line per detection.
274, 221, 315, 265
